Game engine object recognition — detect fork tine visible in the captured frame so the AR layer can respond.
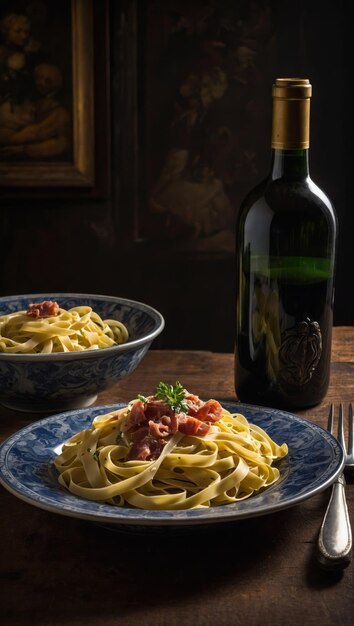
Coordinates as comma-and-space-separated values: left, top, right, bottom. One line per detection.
338, 403, 346, 454
328, 404, 334, 433
348, 403, 354, 457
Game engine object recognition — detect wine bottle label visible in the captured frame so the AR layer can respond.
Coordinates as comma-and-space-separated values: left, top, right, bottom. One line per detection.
278, 318, 322, 387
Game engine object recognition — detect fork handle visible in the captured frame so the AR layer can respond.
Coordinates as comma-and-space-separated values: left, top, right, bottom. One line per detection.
317, 474, 352, 570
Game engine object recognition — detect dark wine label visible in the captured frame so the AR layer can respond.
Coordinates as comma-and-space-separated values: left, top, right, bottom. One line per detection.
278, 318, 322, 387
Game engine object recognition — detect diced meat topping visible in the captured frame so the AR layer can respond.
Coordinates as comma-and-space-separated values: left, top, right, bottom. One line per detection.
148, 413, 178, 438
144, 399, 175, 421
127, 427, 163, 461
195, 399, 223, 423
178, 415, 211, 437
126, 391, 222, 460
26, 300, 59, 318
129, 400, 146, 427
184, 393, 205, 416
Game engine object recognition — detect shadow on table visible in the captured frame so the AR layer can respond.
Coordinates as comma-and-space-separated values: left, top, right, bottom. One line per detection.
2, 490, 351, 624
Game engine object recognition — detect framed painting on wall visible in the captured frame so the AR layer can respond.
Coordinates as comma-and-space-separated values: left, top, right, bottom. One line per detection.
0, 0, 109, 194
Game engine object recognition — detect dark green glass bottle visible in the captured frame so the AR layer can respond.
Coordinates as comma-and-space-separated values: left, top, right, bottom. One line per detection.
235, 78, 337, 409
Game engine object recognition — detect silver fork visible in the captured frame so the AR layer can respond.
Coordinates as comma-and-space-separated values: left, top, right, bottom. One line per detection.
317, 404, 353, 570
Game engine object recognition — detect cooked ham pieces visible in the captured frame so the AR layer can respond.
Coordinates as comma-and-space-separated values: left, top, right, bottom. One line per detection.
126, 393, 222, 461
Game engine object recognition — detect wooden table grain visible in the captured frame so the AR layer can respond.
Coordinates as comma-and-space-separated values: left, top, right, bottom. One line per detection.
0, 327, 353, 626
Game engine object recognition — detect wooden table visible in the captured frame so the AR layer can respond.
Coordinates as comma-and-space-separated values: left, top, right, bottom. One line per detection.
0, 327, 353, 626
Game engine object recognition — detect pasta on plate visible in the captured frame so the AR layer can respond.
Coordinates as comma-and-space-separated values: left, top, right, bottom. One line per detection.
55, 382, 288, 510
0, 300, 129, 354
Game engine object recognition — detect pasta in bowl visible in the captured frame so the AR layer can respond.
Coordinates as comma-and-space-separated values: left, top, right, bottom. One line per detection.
0, 293, 164, 412
0, 301, 129, 354
55, 382, 288, 510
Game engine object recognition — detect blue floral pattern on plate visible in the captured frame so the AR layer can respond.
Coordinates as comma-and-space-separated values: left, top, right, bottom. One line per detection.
0, 402, 344, 526
0, 293, 164, 411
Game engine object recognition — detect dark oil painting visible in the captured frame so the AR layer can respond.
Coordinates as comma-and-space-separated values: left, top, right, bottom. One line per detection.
0, 0, 73, 163
142, 0, 276, 252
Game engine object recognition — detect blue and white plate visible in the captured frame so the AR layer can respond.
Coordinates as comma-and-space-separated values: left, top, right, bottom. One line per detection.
0, 403, 344, 526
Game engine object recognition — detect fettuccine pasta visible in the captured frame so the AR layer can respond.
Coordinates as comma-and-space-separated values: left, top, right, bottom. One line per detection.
55, 383, 288, 510
0, 301, 129, 353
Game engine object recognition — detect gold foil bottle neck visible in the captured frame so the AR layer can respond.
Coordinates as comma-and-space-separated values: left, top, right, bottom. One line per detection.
272, 78, 312, 99
271, 77, 312, 149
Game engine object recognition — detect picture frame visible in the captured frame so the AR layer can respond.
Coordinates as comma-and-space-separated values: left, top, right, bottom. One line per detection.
0, 0, 109, 195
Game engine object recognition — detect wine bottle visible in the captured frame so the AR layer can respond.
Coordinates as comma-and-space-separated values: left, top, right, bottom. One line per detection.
235, 78, 337, 409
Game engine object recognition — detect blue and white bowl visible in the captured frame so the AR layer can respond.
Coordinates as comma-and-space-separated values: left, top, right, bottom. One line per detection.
0, 293, 164, 412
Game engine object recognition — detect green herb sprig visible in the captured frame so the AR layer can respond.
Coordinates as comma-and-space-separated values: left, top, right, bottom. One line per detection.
115, 432, 123, 444
155, 381, 188, 413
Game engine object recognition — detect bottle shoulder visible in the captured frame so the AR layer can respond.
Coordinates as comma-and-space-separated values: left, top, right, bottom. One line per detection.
238, 175, 336, 223
307, 178, 337, 223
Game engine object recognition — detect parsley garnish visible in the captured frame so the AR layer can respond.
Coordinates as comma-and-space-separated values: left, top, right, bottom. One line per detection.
115, 432, 123, 444
137, 394, 147, 403
155, 381, 188, 413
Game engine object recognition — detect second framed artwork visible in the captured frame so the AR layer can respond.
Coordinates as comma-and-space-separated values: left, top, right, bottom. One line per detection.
0, 0, 109, 194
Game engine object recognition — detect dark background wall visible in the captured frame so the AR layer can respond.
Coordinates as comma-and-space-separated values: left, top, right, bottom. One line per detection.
0, 0, 352, 352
